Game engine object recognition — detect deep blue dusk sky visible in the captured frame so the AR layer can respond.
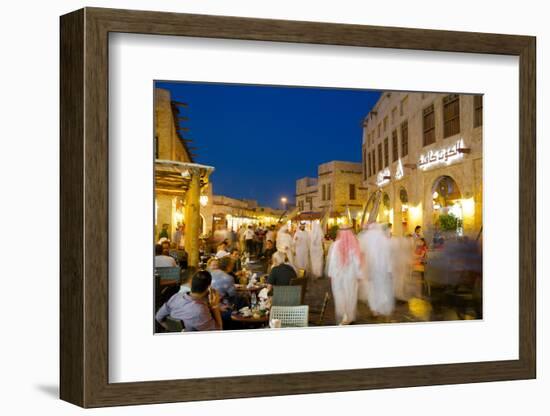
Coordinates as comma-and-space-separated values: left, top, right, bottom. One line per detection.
156, 81, 381, 208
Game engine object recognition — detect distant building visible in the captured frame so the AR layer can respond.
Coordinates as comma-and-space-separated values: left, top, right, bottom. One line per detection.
212, 195, 284, 231
361, 91, 483, 239
295, 177, 319, 212
295, 160, 368, 229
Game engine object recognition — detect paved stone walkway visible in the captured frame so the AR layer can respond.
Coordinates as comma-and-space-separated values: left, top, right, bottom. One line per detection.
304, 276, 481, 326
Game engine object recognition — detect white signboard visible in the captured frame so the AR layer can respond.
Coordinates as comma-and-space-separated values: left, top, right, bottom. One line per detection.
376, 167, 391, 187
418, 139, 464, 170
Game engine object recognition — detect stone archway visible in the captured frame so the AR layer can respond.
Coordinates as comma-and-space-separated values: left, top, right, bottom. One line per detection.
431, 175, 463, 236
398, 187, 409, 235
379, 192, 391, 224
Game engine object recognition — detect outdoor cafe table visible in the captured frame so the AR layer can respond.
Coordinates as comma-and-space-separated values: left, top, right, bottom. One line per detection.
230, 311, 269, 328
234, 283, 267, 293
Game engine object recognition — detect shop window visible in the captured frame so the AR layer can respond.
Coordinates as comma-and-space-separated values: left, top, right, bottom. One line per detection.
423, 104, 436, 146
401, 121, 408, 156
392, 130, 398, 162
349, 184, 356, 200
384, 138, 389, 167
443, 94, 460, 138
369, 152, 374, 176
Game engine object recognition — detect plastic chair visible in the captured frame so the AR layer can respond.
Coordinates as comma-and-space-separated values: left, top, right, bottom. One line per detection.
270, 305, 309, 327
165, 316, 184, 332
156, 266, 180, 282
272, 285, 302, 306
290, 276, 308, 304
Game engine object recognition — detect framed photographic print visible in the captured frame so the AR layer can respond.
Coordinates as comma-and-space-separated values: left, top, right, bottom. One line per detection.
60, 7, 536, 408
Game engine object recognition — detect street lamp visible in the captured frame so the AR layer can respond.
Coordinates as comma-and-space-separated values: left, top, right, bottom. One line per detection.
280, 197, 288, 210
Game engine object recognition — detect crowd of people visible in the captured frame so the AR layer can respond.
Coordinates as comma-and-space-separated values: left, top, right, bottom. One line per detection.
154, 219, 480, 331
154, 222, 320, 332
327, 223, 481, 324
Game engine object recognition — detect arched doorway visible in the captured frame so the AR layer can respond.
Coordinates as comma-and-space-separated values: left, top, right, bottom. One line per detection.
379, 193, 391, 224
431, 175, 463, 236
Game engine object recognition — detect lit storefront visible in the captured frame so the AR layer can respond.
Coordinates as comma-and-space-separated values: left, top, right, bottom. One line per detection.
212, 195, 284, 232
361, 92, 483, 240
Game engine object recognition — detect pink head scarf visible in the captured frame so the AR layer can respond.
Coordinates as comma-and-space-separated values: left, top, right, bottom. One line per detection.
336, 228, 362, 266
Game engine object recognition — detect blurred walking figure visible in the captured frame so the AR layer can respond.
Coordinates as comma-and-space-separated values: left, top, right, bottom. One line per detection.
327, 226, 363, 324
293, 222, 310, 271
244, 225, 255, 255
358, 223, 395, 316
309, 221, 324, 279
391, 236, 417, 301
276, 224, 295, 267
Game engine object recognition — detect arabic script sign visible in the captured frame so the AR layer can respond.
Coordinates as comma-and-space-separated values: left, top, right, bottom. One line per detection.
394, 159, 404, 180
418, 139, 464, 170
376, 167, 391, 187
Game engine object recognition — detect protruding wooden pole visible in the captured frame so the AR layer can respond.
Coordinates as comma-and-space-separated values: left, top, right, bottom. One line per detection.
184, 169, 201, 267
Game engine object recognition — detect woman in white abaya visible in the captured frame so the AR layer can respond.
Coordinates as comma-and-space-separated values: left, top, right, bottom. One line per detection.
327, 226, 363, 324
358, 223, 395, 316
309, 222, 324, 279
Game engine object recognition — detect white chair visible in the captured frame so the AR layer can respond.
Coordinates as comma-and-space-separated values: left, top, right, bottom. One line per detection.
270, 305, 309, 327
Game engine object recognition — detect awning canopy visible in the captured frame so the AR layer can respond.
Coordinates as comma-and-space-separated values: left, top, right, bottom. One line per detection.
293, 211, 323, 221
155, 159, 215, 196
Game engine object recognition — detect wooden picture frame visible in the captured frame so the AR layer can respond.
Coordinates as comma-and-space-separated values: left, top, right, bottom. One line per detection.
60, 7, 536, 408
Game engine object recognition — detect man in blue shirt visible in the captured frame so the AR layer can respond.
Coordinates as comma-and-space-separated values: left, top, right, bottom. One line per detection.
156, 270, 223, 331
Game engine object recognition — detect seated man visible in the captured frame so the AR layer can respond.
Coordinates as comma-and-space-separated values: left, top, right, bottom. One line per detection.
210, 256, 249, 313
230, 249, 242, 272
215, 241, 230, 258
267, 251, 297, 289
155, 270, 223, 331
210, 255, 237, 300
178, 266, 197, 294
154, 243, 177, 267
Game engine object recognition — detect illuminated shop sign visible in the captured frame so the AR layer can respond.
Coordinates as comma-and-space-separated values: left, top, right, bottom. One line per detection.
418, 139, 464, 170
376, 167, 391, 187
394, 159, 404, 180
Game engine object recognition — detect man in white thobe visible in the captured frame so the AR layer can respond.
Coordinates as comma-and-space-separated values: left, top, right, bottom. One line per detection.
276, 224, 294, 267
308, 222, 324, 279
327, 226, 363, 324
293, 223, 310, 272
358, 223, 395, 316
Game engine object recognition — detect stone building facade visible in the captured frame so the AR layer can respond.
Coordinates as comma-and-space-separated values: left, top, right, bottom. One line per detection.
211, 194, 284, 231
154, 88, 214, 264
361, 91, 483, 239
295, 160, 369, 229
295, 177, 319, 213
